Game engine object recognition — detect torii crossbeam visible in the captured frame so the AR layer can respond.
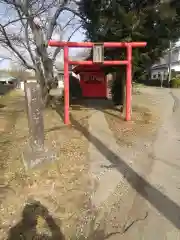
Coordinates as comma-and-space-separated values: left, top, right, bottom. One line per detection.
48, 41, 147, 125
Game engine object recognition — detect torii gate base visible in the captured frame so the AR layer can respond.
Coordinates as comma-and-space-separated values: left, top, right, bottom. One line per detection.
48, 41, 147, 125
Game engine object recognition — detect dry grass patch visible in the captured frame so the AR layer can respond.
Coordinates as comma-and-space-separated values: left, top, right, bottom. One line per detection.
104, 92, 159, 147
0, 91, 91, 239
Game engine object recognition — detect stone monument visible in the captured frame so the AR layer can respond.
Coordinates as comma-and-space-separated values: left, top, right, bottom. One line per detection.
23, 81, 56, 169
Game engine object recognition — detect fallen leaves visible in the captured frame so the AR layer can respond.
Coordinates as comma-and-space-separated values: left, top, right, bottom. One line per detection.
0, 92, 91, 239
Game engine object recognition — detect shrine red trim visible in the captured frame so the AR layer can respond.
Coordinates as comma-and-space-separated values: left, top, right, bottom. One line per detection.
48, 41, 147, 125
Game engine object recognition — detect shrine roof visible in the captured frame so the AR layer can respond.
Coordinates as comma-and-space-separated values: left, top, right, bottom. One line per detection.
72, 64, 103, 74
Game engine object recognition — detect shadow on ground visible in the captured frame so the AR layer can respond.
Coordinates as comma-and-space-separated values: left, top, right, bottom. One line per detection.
0, 104, 5, 108
70, 99, 123, 120
56, 104, 180, 230
135, 79, 170, 88
0, 84, 14, 96
7, 200, 65, 240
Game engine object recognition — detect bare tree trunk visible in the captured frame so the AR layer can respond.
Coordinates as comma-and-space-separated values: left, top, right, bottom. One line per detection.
0, 0, 83, 110
35, 63, 52, 107
31, 24, 55, 107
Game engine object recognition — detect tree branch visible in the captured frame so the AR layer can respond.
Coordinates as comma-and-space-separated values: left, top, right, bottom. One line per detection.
0, 55, 12, 62
24, 22, 36, 65
16, 7, 36, 66
63, 6, 86, 23
62, 14, 76, 30
52, 24, 82, 62
0, 24, 35, 70
53, 24, 82, 62
67, 24, 82, 40
2, 0, 57, 28
47, 0, 69, 40
51, 13, 79, 61
47, 0, 86, 40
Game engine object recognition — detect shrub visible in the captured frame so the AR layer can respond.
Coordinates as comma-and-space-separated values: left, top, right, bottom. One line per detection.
60, 75, 82, 103
69, 75, 82, 99
110, 70, 125, 105
171, 76, 180, 88
111, 77, 124, 105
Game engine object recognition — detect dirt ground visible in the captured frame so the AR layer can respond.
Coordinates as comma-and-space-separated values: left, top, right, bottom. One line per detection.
92, 86, 177, 240
104, 87, 161, 147
0, 90, 91, 239
0, 86, 173, 239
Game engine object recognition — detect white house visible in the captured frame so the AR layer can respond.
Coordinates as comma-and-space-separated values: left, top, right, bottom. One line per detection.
151, 45, 180, 80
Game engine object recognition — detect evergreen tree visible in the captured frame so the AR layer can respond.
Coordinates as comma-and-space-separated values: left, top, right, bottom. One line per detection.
78, 0, 180, 104
78, 0, 180, 76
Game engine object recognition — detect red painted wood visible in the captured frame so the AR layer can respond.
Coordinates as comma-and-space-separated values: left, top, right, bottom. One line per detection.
48, 41, 147, 48
73, 64, 102, 74
48, 40, 147, 124
64, 46, 70, 124
126, 45, 132, 121
80, 72, 107, 98
70, 60, 128, 66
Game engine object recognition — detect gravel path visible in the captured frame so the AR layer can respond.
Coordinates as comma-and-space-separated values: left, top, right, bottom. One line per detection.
87, 87, 180, 239
2, 88, 180, 239
88, 110, 123, 208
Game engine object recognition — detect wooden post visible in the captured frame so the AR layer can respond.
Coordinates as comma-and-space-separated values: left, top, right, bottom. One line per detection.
23, 81, 56, 169
126, 44, 132, 121
64, 46, 70, 125
48, 40, 147, 121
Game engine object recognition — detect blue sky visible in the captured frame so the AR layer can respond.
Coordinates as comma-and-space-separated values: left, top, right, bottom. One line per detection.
0, 5, 86, 69
0, 60, 9, 69
0, 27, 85, 69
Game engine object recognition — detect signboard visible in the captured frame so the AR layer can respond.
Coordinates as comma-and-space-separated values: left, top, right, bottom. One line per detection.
84, 75, 102, 84
93, 43, 104, 63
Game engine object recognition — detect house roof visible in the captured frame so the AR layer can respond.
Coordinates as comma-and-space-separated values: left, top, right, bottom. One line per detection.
71, 50, 106, 74
151, 60, 180, 70
152, 45, 180, 69
0, 76, 17, 82
72, 64, 104, 74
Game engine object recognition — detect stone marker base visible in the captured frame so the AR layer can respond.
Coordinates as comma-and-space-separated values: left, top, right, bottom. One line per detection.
22, 146, 56, 169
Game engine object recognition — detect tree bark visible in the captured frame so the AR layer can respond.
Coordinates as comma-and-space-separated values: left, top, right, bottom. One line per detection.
35, 64, 52, 107
29, 22, 55, 107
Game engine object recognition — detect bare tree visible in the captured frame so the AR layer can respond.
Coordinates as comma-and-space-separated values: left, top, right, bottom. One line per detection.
0, 55, 11, 63
0, 0, 83, 105
70, 48, 91, 61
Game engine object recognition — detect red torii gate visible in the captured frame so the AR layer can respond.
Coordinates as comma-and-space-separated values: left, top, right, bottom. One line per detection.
48, 41, 147, 125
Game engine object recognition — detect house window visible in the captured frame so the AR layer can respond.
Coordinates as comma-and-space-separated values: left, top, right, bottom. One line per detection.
153, 74, 157, 79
